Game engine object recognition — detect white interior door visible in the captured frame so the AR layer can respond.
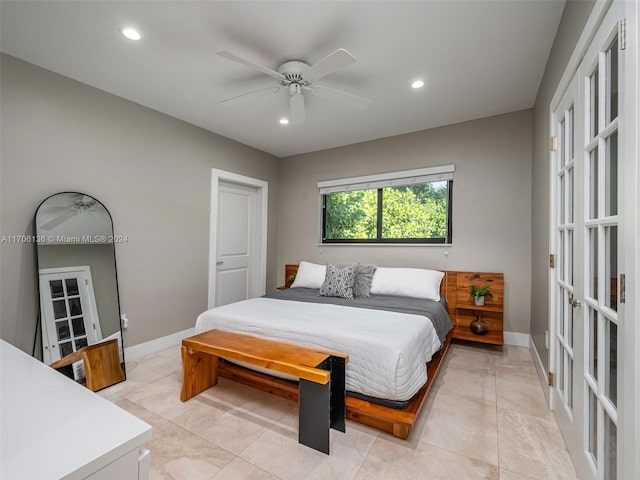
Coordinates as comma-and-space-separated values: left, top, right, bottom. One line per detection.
39, 266, 101, 366
215, 181, 258, 307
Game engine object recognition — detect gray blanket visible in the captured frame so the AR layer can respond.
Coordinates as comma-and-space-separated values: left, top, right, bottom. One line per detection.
264, 287, 452, 344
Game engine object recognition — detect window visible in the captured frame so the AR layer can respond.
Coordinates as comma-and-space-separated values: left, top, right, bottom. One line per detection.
319, 165, 454, 244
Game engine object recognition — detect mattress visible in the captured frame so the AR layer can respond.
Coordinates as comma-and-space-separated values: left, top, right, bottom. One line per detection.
195, 291, 450, 402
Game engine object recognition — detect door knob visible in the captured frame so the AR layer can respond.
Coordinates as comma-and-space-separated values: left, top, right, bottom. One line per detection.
569, 296, 582, 308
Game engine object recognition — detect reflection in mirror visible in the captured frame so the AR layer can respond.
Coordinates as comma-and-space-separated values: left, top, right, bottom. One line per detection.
35, 192, 125, 390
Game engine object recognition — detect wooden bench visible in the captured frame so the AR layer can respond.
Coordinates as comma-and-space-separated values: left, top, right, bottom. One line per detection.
180, 329, 348, 454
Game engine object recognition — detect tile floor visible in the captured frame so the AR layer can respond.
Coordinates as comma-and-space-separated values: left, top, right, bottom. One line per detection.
99, 341, 578, 480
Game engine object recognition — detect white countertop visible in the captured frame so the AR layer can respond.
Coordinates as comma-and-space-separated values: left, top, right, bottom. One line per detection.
0, 339, 152, 480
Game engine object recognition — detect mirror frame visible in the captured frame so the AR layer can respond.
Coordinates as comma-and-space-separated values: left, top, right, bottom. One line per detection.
34, 191, 126, 390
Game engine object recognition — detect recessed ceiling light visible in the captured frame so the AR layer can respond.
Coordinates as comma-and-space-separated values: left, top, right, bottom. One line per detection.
279, 118, 289, 125
121, 27, 142, 41
411, 80, 425, 89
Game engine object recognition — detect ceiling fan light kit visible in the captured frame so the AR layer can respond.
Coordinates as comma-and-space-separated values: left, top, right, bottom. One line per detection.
217, 48, 372, 126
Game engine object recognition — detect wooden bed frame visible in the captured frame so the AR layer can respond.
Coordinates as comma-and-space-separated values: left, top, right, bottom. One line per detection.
213, 264, 455, 439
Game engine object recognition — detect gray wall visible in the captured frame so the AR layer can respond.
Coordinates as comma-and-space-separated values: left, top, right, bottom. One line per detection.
277, 110, 533, 334
531, 0, 595, 370
0, 53, 280, 353
38, 244, 121, 338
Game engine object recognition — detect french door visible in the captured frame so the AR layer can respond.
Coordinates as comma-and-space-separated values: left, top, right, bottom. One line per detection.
551, 71, 582, 459
582, 11, 621, 478
550, 2, 635, 479
39, 266, 102, 367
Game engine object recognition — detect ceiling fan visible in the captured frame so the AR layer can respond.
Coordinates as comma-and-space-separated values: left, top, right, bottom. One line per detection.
216, 48, 372, 126
40, 194, 97, 231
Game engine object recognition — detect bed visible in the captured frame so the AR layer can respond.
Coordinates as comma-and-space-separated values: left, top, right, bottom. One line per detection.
194, 263, 454, 438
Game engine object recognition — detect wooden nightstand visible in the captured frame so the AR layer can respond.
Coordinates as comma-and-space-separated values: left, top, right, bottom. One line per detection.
277, 264, 299, 290
445, 271, 504, 345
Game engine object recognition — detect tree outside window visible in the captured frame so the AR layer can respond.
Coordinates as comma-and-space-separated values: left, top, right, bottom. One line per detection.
322, 180, 452, 244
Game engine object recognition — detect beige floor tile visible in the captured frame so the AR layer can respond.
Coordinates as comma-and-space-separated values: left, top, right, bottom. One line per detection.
128, 352, 182, 381
389, 384, 439, 447
157, 345, 182, 361
147, 421, 235, 480
234, 389, 296, 423
173, 377, 294, 454
240, 409, 376, 480
124, 372, 201, 420
198, 377, 279, 410
496, 369, 551, 419
354, 436, 499, 480
419, 390, 499, 466
500, 469, 537, 480
176, 404, 273, 455
213, 457, 280, 480
111, 397, 168, 429
495, 346, 534, 368
439, 361, 497, 404
97, 376, 148, 400
447, 344, 497, 374
498, 409, 577, 480
451, 339, 502, 355
495, 362, 539, 379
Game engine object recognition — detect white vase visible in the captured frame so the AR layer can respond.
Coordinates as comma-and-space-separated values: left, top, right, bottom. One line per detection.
474, 296, 485, 306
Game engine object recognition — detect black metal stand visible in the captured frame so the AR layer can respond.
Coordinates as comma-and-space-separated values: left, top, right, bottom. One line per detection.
298, 355, 346, 454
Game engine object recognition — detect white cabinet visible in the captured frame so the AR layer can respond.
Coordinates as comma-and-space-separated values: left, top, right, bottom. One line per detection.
0, 340, 152, 480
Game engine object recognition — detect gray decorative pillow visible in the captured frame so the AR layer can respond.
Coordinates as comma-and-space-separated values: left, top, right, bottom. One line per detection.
353, 263, 377, 297
319, 264, 357, 300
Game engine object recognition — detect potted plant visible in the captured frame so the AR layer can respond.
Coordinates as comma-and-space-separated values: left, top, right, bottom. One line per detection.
470, 283, 492, 306
286, 273, 297, 287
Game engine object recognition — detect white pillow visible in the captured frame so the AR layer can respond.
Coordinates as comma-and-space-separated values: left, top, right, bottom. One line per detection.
290, 261, 327, 289
370, 267, 444, 301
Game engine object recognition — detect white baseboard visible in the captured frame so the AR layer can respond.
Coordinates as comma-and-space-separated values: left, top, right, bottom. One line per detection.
124, 327, 195, 362
530, 337, 551, 406
503, 331, 531, 347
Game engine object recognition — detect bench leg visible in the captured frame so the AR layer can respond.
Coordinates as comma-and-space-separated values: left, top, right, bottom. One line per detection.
329, 356, 346, 433
180, 346, 218, 402
299, 377, 331, 454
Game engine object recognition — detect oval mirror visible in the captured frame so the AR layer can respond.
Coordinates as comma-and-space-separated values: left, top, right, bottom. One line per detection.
35, 192, 125, 390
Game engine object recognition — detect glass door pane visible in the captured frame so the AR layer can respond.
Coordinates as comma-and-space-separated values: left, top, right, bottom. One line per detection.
589, 68, 599, 139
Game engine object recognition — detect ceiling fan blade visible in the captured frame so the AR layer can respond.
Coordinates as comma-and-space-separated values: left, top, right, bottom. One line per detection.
44, 205, 71, 215
290, 93, 306, 126
222, 86, 281, 106
309, 84, 372, 110
40, 210, 79, 231
305, 48, 356, 83
216, 51, 286, 82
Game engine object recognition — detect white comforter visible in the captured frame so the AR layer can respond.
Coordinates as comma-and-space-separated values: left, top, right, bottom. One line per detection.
195, 297, 441, 401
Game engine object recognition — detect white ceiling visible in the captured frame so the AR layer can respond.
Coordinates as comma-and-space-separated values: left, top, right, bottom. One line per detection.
0, 1, 565, 158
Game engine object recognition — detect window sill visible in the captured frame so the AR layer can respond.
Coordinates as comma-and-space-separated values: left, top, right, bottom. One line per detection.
316, 243, 452, 247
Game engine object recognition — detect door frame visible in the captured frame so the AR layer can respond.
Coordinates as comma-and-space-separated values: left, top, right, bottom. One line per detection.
209, 169, 268, 309
548, 0, 638, 478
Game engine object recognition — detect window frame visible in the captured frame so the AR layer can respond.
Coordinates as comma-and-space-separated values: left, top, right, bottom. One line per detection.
318, 166, 454, 245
